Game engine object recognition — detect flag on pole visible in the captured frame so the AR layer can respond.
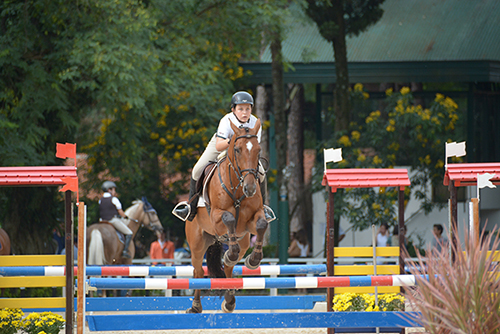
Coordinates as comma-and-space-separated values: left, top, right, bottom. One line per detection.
445, 141, 466, 158
56, 143, 77, 160
59, 177, 78, 193
477, 173, 496, 189
324, 148, 342, 171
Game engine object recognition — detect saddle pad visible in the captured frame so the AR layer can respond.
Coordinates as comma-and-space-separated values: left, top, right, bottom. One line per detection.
200, 164, 218, 208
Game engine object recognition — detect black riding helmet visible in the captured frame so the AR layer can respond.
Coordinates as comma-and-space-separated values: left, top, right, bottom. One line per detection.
230, 91, 254, 109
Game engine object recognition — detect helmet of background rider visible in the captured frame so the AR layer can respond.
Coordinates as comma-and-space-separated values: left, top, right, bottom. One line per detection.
102, 180, 117, 192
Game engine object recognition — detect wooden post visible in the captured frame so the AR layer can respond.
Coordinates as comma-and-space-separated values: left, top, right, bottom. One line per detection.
398, 190, 405, 334
77, 202, 86, 334
65, 191, 74, 334
471, 198, 480, 246
449, 181, 458, 262
398, 188, 405, 277
327, 188, 335, 334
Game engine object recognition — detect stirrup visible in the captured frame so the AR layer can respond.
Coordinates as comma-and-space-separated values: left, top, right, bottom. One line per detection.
172, 201, 190, 221
263, 205, 276, 222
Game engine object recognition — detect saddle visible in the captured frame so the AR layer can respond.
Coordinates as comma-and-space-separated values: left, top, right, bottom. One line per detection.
195, 160, 220, 213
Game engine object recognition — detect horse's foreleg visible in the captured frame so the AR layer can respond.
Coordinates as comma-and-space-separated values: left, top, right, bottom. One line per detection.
187, 266, 204, 314
245, 217, 268, 269
221, 211, 240, 267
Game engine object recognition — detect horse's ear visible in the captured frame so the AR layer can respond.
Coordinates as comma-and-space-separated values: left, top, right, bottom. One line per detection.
252, 119, 261, 135
230, 121, 240, 137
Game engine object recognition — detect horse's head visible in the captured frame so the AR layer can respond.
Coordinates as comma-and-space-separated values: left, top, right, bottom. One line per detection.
126, 197, 163, 233
229, 119, 261, 198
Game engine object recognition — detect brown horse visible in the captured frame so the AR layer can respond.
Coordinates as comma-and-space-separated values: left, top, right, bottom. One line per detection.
87, 198, 163, 265
185, 119, 268, 313
0, 228, 11, 255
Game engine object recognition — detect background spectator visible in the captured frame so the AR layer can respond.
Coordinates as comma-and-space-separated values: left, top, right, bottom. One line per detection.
150, 230, 175, 265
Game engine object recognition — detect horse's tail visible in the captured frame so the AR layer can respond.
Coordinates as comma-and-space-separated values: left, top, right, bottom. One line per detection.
88, 229, 106, 265
206, 241, 226, 278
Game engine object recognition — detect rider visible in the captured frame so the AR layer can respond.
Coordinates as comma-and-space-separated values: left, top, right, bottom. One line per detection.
99, 181, 134, 258
172, 91, 275, 222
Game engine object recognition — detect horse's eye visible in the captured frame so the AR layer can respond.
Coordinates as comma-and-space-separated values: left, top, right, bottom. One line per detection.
235, 147, 241, 154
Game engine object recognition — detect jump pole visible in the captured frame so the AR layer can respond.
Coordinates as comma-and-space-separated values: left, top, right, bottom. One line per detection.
0, 264, 327, 277
86, 274, 420, 290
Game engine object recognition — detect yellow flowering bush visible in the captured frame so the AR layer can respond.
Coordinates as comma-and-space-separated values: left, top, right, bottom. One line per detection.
332, 293, 404, 312
0, 308, 24, 334
0, 309, 65, 334
21, 311, 65, 334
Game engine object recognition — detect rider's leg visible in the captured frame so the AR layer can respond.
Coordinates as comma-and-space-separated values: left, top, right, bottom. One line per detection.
173, 134, 219, 221
109, 217, 134, 258
258, 164, 275, 222
173, 178, 198, 221
122, 234, 133, 258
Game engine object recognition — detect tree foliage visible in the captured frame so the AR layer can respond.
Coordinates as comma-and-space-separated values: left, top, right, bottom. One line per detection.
316, 85, 464, 231
0, 0, 288, 253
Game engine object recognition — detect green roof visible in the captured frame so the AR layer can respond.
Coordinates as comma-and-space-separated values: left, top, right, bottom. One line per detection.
242, 0, 500, 83
260, 0, 500, 63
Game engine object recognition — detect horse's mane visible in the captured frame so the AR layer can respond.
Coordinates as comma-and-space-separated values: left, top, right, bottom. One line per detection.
124, 199, 143, 224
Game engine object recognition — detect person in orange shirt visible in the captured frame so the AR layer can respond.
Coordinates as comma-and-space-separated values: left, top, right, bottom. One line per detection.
150, 230, 175, 265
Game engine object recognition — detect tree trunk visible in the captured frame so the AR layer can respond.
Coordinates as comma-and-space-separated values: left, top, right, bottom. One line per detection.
270, 37, 286, 195
287, 84, 305, 233
255, 85, 270, 161
332, 0, 350, 133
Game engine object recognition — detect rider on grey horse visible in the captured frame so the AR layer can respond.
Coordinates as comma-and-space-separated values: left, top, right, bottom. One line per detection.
99, 181, 134, 258
172, 91, 275, 223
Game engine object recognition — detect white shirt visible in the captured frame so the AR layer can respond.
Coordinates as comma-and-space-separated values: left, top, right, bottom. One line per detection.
216, 113, 262, 142
99, 192, 123, 210
297, 242, 309, 257
377, 232, 389, 247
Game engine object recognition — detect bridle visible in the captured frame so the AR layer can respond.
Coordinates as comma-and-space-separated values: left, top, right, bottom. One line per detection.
218, 130, 260, 225
128, 197, 162, 231
143, 206, 161, 231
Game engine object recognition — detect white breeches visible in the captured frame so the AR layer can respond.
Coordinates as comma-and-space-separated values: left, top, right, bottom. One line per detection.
109, 217, 133, 235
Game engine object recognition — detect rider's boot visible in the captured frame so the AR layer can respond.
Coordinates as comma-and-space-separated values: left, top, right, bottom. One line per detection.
122, 234, 133, 259
260, 179, 276, 222
172, 178, 199, 221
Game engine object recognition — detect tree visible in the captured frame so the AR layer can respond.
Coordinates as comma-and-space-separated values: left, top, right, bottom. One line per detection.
305, 0, 385, 132
287, 84, 306, 233
317, 85, 463, 231
0, 0, 274, 252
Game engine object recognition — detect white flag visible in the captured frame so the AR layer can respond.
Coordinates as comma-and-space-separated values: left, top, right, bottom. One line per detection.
477, 173, 496, 189
445, 141, 466, 158
324, 148, 342, 171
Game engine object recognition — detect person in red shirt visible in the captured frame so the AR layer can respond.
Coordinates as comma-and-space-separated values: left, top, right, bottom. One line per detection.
149, 230, 175, 265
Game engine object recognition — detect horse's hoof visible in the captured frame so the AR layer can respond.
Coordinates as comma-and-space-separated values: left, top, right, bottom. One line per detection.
224, 251, 238, 267
186, 307, 202, 314
221, 300, 235, 313
244, 255, 260, 270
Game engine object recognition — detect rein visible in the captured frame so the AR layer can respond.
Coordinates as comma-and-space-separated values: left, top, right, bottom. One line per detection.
218, 132, 259, 226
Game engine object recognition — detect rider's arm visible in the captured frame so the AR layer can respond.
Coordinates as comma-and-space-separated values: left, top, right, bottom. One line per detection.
112, 197, 128, 219
117, 209, 127, 219
215, 136, 230, 152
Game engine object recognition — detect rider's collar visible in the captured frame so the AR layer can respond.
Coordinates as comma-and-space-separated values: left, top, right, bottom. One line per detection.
102, 192, 112, 197
234, 113, 250, 124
